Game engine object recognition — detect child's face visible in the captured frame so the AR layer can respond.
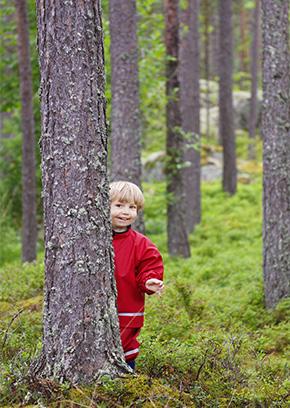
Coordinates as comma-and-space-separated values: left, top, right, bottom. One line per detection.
111, 199, 138, 231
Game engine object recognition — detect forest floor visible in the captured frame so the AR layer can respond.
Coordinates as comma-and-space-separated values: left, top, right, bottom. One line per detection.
0, 138, 289, 407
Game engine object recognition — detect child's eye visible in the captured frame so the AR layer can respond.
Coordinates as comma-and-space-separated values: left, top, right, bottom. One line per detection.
115, 204, 122, 207
130, 205, 137, 209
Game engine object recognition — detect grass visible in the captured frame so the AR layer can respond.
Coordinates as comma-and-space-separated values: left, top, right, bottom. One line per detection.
0, 166, 289, 407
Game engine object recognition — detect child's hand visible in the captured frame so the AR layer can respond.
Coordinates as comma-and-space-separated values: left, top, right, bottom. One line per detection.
145, 279, 164, 295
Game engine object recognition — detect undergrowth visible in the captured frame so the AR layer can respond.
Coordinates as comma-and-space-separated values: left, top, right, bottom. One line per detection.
0, 175, 289, 407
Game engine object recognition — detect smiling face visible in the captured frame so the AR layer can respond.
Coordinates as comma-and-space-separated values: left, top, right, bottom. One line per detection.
111, 199, 138, 232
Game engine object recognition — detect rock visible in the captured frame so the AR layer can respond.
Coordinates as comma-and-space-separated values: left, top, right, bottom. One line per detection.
142, 150, 224, 183
238, 173, 252, 184
199, 81, 262, 136
201, 165, 222, 181
233, 90, 262, 131
142, 151, 166, 182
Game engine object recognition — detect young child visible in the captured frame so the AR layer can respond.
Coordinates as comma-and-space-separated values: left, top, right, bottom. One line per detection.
110, 181, 164, 370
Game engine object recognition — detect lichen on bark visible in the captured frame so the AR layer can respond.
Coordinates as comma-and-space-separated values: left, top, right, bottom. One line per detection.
33, 0, 130, 383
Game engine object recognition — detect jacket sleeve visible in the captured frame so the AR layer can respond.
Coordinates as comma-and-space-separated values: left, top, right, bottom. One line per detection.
135, 238, 164, 295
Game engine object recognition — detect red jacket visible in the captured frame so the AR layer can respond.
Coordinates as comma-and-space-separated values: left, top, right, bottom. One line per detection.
113, 227, 164, 328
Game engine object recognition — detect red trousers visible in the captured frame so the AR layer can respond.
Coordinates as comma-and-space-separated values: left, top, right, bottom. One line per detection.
120, 327, 140, 362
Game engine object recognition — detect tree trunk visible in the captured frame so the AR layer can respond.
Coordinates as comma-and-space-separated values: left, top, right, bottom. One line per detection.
239, 1, 248, 74
202, 0, 211, 141
218, 0, 237, 195
33, 0, 128, 384
179, 0, 201, 233
209, 7, 219, 79
165, 0, 190, 258
109, 0, 144, 233
248, 0, 261, 160
15, 0, 37, 262
262, 0, 290, 309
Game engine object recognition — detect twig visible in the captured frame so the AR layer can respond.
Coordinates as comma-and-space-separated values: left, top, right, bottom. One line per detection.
195, 348, 209, 381
1, 308, 24, 349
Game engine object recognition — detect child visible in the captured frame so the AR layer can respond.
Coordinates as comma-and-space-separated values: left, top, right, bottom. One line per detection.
110, 181, 164, 370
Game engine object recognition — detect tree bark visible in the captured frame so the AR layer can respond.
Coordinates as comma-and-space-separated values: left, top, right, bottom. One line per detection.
109, 0, 144, 233
179, 0, 201, 233
15, 0, 37, 262
209, 6, 219, 79
262, 0, 290, 309
165, 0, 190, 258
33, 0, 128, 383
239, 1, 248, 74
202, 0, 211, 141
218, 0, 237, 195
248, 0, 261, 160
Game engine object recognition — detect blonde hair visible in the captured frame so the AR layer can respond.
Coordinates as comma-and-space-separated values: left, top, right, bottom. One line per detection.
109, 181, 144, 211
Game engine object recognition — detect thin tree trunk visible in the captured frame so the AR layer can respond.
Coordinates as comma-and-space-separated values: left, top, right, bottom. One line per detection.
179, 0, 201, 233
262, 0, 290, 309
203, 0, 211, 141
15, 0, 37, 262
165, 0, 190, 258
109, 0, 144, 233
239, 1, 248, 74
1, 11, 15, 141
218, 0, 237, 195
209, 8, 219, 79
33, 0, 128, 383
248, 0, 261, 160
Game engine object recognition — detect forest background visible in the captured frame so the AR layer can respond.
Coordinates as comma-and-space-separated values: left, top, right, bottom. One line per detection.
0, 0, 289, 407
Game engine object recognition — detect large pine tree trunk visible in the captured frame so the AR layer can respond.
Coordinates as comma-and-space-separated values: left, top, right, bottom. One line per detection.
109, 0, 144, 232
15, 0, 37, 262
33, 0, 128, 383
165, 0, 190, 258
179, 0, 201, 233
248, 0, 261, 160
262, 0, 290, 309
218, 0, 237, 195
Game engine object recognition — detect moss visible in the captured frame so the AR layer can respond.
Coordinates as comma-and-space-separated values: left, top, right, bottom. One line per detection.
0, 301, 11, 315
64, 376, 193, 407
1, 178, 289, 407
17, 295, 43, 311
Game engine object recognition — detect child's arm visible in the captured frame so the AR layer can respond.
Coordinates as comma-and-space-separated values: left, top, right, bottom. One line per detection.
136, 238, 164, 295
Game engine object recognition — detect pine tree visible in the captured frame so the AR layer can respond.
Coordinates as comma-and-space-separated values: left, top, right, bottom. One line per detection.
32, 0, 128, 383
218, 0, 237, 195
109, 0, 144, 232
248, 0, 261, 160
165, 0, 190, 258
15, 0, 37, 262
179, 0, 201, 233
262, 0, 290, 309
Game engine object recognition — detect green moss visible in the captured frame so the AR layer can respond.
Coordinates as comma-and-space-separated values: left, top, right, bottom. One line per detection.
0, 173, 289, 407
